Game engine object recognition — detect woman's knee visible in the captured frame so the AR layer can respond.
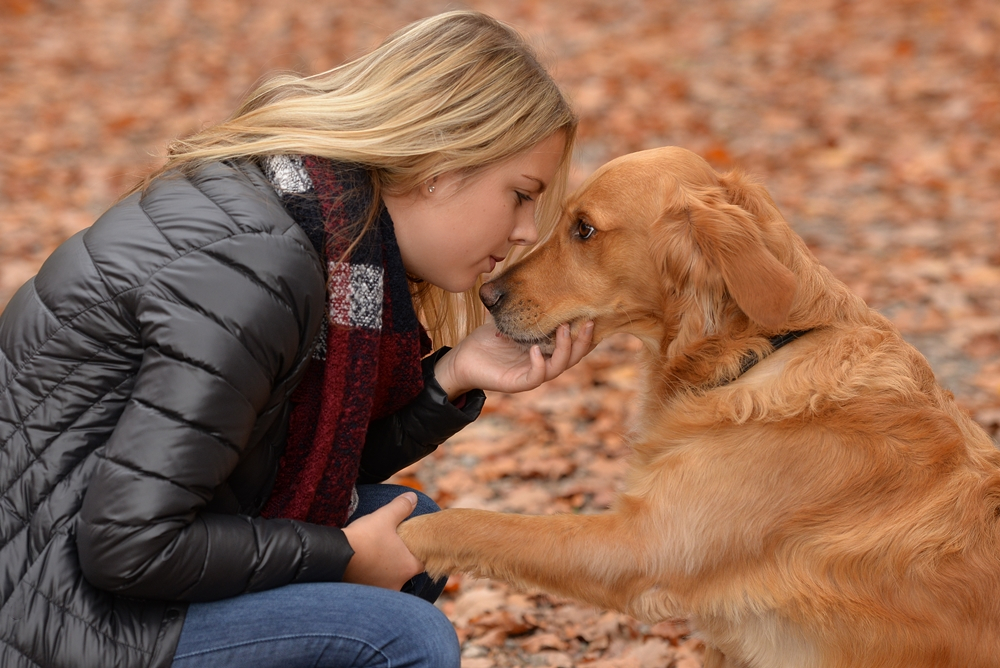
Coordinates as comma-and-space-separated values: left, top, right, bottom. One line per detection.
402, 598, 460, 668
409, 488, 440, 518
364, 588, 459, 667
352, 484, 440, 521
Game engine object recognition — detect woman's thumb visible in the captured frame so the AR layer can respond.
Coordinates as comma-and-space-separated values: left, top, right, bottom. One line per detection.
385, 492, 418, 526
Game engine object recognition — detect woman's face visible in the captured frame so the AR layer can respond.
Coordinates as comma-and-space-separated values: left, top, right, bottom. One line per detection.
386, 131, 567, 293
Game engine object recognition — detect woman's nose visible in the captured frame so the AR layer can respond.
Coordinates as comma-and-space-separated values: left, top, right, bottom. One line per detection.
511, 212, 539, 246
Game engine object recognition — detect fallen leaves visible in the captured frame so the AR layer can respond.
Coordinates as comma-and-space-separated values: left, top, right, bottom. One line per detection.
436, 572, 704, 668
3, 1, 999, 665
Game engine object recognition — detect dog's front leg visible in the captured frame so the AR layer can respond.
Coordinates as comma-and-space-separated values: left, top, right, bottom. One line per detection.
398, 503, 675, 620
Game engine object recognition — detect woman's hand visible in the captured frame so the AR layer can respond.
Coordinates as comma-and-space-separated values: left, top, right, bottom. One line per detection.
342, 493, 424, 590
433, 319, 595, 400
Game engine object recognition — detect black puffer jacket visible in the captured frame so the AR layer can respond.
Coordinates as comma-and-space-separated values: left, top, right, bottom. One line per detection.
0, 160, 483, 668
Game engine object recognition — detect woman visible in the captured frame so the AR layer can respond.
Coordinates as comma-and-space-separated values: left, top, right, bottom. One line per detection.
0, 11, 592, 668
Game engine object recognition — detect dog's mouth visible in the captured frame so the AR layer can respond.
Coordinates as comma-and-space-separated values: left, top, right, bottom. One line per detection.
484, 279, 591, 354
495, 323, 553, 345
495, 321, 570, 355
508, 331, 555, 349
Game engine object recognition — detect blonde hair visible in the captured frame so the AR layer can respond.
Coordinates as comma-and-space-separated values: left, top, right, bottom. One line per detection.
143, 10, 577, 346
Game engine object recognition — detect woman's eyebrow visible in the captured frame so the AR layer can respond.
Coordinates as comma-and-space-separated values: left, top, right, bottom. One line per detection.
522, 175, 547, 192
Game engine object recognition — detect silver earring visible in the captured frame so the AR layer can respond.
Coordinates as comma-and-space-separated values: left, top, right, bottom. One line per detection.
427, 184, 435, 193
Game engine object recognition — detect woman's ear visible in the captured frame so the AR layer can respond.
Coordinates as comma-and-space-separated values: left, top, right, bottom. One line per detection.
685, 185, 796, 330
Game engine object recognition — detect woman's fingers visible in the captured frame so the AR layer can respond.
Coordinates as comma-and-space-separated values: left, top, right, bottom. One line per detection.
342, 494, 424, 590
543, 321, 593, 381
443, 318, 596, 395
385, 492, 418, 526
568, 321, 595, 366
523, 344, 546, 387
545, 324, 573, 374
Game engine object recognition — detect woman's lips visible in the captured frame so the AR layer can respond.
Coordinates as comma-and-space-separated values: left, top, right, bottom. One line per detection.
488, 255, 505, 273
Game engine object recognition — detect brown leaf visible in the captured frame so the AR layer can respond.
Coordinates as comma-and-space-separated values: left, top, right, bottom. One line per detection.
520, 632, 568, 653
649, 619, 691, 642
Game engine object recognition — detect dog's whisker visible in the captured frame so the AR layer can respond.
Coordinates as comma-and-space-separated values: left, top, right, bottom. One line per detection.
535, 313, 561, 341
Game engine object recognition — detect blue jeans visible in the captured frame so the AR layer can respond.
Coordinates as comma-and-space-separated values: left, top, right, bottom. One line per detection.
171, 485, 459, 668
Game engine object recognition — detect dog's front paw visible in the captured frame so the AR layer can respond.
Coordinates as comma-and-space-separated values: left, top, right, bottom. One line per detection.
396, 513, 429, 555
397, 513, 453, 579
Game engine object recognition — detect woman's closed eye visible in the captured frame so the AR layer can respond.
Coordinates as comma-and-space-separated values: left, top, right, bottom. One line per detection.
515, 191, 534, 205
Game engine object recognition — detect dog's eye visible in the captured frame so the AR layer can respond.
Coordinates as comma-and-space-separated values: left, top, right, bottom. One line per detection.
576, 220, 596, 240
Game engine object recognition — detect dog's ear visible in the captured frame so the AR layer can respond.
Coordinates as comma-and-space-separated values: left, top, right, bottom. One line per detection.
685, 181, 796, 330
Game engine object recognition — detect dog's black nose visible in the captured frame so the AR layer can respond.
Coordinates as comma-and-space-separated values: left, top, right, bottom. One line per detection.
479, 281, 505, 311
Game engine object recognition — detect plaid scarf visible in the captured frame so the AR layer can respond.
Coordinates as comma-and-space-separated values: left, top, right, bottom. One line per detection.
258, 155, 427, 527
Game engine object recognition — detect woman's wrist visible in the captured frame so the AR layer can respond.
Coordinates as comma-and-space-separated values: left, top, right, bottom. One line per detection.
432, 348, 469, 401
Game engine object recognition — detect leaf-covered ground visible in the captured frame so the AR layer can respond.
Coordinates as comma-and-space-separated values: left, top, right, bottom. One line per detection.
2, 1, 998, 665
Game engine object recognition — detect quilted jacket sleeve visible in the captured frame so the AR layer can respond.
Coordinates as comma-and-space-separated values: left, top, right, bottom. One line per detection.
357, 347, 485, 484
76, 169, 353, 602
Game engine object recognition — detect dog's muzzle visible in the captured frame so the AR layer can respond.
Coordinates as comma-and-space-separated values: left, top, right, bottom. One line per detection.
479, 279, 505, 312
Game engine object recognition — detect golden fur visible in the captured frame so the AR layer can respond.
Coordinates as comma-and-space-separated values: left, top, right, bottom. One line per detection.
398, 147, 1000, 667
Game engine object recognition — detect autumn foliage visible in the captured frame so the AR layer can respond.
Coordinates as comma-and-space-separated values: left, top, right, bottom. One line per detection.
2, 1, 998, 666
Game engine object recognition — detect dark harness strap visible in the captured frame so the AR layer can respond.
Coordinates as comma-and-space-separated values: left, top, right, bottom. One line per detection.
720, 330, 812, 386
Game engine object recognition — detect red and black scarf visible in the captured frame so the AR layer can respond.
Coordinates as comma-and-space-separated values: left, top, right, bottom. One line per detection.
259, 155, 428, 527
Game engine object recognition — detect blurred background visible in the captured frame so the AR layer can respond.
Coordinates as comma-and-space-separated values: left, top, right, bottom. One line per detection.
2, 1, 998, 665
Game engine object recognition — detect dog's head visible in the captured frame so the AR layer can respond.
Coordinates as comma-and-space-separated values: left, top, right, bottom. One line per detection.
480, 147, 801, 353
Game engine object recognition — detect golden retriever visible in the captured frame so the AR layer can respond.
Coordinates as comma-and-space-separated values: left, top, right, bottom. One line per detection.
397, 147, 1000, 667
